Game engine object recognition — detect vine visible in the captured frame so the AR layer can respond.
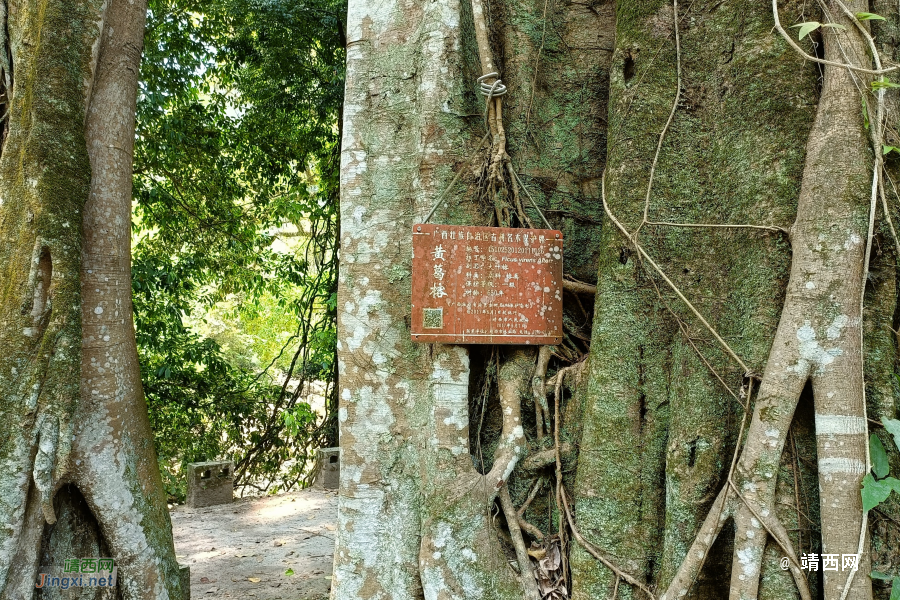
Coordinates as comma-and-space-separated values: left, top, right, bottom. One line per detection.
503, 0, 900, 596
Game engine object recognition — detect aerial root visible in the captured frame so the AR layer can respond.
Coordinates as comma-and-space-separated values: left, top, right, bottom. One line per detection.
484, 349, 533, 490
499, 485, 542, 599
532, 346, 553, 440
658, 483, 810, 600
32, 415, 61, 524
728, 480, 811, 600
562, 278, 597, 295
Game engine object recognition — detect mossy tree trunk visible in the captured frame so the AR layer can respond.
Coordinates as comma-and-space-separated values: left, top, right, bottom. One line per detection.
578, 0, 893, 598
0, 0, 185, 598
336, 0, 899, 597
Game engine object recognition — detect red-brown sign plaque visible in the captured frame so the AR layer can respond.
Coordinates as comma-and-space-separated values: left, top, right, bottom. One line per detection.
411, 224, 563, 345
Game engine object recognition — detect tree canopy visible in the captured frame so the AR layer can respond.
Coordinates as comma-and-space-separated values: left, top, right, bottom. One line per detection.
134, 0, 345, 499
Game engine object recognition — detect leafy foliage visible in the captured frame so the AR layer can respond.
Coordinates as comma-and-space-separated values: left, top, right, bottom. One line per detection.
856, 11, 886, 21
135, 0, 344, 500
791, 21, 846, 40
872, 433, 891, 479
862, 473, 900, 513
872, 79, 900, 91
864, 414, 900, 590
884, 417, 900, 450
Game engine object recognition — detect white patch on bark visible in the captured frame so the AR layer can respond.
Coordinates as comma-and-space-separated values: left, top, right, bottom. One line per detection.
499, 453, 520, 484
814, 414, 866, 436
825, 314, 849, 340
343, 290, 382, 352
818, 457, 866, 477
345, 0, 397, 44
351, 386, 396, 439
791, 319, 845, 374
341, 150, 368, 180
737, 546, 759, 579
843, 232, 862, 250
443, 413, 467, 429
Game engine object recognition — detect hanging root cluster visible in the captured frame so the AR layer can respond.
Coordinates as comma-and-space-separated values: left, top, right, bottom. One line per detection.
491, 353, 666, 600
476, 90, 536, 229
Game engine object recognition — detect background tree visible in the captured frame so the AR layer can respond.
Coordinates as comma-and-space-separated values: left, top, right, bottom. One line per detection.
134, 0, 345, 499
334, 0, 900, 598
0, 0, 186, 597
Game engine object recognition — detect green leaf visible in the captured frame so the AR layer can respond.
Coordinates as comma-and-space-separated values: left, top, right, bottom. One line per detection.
885, 145, 898, 155
872, 434, 891, 478
862, 473, 894, 512
892, 577, 900, 600
873, 571, 895, 581
284, 568, 294, 577
872, 79, 900, 90
857, 11, 887, 20
792, 21, 821, 40
883, 417, 900, 451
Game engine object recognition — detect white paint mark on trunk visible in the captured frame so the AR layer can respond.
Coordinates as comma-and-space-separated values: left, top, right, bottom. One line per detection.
817, 457, 866, 476
814, 414, 866, 435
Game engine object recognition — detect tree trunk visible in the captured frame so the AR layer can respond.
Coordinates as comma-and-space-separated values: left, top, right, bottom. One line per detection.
335, 0, 900, 596
333, 0, 524, 594
573, 0, 817, 596
0, 0, 185, 598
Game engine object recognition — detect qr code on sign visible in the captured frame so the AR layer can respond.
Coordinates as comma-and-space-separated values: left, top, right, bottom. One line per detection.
423, 308, 443, 329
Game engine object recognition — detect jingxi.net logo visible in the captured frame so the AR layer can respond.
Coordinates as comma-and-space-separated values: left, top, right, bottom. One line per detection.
35, 558, 117, 590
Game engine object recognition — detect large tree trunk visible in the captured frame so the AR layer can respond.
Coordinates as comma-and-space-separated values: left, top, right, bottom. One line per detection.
0, 0, 185, 598
573, 0, 817, 596
578, 0, 890, 598
335, 0, 900, 596
333, 0, 519, 594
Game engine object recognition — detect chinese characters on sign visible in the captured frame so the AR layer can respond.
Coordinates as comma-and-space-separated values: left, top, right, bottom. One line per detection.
411, 224, 563, 344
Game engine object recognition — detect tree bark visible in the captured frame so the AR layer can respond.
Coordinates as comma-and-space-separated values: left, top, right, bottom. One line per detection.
334, 0, 900, 596
0, 0, 185, 597
332, 0, 484, 594
572, 0, 819, 596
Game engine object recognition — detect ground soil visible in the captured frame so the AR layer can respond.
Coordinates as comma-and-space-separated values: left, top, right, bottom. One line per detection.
171, 487, 337, 600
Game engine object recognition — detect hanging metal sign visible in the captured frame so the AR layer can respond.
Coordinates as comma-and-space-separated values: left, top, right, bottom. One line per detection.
411, 224, 563, 345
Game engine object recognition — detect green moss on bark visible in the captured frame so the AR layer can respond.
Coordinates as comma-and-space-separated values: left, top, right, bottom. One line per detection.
572, 0, 821, 597
0, 0, 102, 458
0, 0, 104, 590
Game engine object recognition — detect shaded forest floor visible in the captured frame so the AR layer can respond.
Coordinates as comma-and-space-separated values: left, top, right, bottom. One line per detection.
171, 487, 337, 599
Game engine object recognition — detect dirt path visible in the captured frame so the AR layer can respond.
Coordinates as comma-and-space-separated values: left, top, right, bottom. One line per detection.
171, 488, 337, 599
